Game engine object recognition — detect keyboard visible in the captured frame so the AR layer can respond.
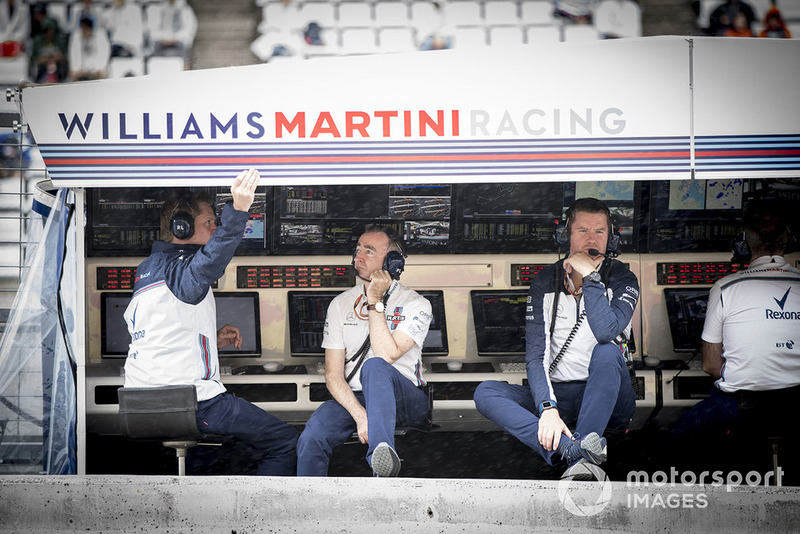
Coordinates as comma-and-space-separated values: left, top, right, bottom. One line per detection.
498, 362, 527, 373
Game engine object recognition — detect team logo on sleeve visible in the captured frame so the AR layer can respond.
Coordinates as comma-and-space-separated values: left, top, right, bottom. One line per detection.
389, 306, 406, 330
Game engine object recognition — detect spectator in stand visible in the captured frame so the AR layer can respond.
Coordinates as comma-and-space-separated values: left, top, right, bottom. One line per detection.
67, 0, 106, 36
68, 15, 111, 81
723, 10, 754, 36
594, 0, 642, 39
147, 0, 198, 69
708, 0, 756, 36
759, 3, 792, 38
0, 0, 29, 56
31, 17, 68, 83
554, 0, 599, 24
103, 0, 145, 57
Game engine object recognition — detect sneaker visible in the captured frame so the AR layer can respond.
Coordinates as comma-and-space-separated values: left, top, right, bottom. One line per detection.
557, 432, 608, 467
561, 459, 605, 481
371, 442, 401, 477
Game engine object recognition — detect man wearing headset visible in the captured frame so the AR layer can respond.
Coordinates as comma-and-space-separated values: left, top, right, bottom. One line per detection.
671, 198, 799, 481
474, 197, 639, 480
123, 169, 298, 475
297, 225, 432, 477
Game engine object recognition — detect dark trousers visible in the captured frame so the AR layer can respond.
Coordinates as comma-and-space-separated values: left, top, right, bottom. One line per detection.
196, 392, 298, 476
474, 342, 636, 466
296, 358, 429, 476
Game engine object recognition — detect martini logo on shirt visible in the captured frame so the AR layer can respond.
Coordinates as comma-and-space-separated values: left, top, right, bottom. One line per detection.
389, 306, 406, 330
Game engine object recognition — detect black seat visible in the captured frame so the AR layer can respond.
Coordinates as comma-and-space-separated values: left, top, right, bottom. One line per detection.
118, 385, 203, 476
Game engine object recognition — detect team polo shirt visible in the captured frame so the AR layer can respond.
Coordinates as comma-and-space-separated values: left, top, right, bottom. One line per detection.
702, 255, 800, 393
322, 280, 432, 391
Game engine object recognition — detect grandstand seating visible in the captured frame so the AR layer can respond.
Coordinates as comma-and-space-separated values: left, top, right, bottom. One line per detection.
248, 0, 652, 60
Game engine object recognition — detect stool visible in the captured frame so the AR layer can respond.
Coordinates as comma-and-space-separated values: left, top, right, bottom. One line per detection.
118, 385, 204, 476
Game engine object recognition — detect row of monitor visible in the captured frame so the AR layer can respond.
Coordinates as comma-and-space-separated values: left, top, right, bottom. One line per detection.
87, 179, 787, 257
101, 287, 710, 359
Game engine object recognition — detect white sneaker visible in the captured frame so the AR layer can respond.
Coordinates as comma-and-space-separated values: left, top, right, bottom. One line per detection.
371, 442, 401, 477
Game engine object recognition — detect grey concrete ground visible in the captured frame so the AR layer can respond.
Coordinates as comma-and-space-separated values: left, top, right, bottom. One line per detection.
1, 474, 799, 533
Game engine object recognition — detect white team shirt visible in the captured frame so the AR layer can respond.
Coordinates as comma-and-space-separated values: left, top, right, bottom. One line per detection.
322, 280, 431, 391
702, 255, 800, 393
124, 283, 225, 401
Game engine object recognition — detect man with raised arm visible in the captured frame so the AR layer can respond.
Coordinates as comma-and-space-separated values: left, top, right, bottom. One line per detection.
124, 169, 298, 475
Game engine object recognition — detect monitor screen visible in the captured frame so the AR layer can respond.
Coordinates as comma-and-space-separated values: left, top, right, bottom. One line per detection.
101, 292, 133, 356
287, 290, 343, 357
100, 291, 262, 357
663, 288, 710, 352
417, 290, 448, 356
287, 289, 448, 357
214, 292, 262, 357
470, 289, 528, 357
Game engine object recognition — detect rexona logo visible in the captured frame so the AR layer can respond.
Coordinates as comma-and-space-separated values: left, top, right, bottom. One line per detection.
766, 287, 800, 320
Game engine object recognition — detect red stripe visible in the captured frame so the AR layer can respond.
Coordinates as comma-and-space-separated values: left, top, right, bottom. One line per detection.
697, 149, 800, 157
43, 151, 690, 166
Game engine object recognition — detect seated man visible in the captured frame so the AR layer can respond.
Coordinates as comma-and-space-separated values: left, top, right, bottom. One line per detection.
297, 225, 432, 477
124, 169, 298, 475
671, 199, 799, 480
474, 198, 639, 479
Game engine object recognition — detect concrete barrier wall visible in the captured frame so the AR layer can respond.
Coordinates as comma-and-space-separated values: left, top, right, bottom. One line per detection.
1, 475, 799, 533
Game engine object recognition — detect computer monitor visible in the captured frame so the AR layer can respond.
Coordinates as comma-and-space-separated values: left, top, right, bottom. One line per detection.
101, 292, 133, 356
100, 291, 262, 357
663, 287, 710, 352
214, 292, 262, 357
287, 290, 343, 357
417, 290, 448, 356
287, 289, 448, 357
470, 289, 528, 357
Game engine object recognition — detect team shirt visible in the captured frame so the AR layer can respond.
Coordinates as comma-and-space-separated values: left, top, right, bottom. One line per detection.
702, 255, 800, 393
525, 258, 640, 406
123, 204, 250, 402
322, 280, 432, 391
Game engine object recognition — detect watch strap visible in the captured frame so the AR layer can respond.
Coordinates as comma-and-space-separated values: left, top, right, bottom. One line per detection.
538, 400, 557, 416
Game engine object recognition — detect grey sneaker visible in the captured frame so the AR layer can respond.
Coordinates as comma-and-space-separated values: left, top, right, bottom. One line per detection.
558, 432, 608, 467
371, 442, 401, 477
561, 458, 606, 481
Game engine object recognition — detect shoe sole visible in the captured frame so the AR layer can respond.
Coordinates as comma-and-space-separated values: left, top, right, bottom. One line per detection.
562, 459, 605, 481
372, 443, 401, 477
579, 432, 608, 465
561, 459, 596, 481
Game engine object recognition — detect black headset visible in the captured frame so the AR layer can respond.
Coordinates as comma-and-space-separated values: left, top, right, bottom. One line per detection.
554, 198, 621, 257
730, 230, 751, 262
353, 226, 407, 280
170, 199, 195, 240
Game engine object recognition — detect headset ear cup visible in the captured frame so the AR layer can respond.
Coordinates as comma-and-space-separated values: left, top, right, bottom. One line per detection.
383, 250, 405, 280
554, 223, 569, 248
730, 231, 751, 260
607, 232, 621, 256
171, 211, 194, 240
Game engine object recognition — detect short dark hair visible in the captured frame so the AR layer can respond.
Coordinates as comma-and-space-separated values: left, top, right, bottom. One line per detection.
743, 199, 790, 255
363, 224, 406, 256
160, 191, 215, 242
565, 197, 612, 235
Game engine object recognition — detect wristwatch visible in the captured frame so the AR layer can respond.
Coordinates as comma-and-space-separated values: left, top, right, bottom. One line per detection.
367, 301, 385, 313
538, 400, 557, 416
582, 271, 602, 284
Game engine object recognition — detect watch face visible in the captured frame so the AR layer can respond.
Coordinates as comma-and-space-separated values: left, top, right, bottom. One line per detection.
375, 302, 385, 313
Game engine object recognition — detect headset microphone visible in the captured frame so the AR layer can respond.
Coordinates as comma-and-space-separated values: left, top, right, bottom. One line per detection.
588, 247, 620, 259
